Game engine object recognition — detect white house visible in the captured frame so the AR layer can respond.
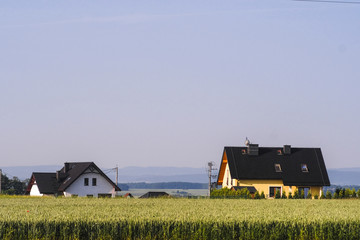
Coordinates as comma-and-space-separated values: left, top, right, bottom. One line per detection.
26, 162, 120, 197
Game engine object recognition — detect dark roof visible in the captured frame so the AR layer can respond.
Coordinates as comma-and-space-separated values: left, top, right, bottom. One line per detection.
31, 173, 60, 194
139, 191, 170, 198
27, 162, 120, 194
222, 147, 330, 186
57, 162, 120, 192
231, 186, 257, 194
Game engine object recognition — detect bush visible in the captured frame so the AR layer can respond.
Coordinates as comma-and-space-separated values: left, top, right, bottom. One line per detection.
351, 188, 356, 198
300, 190, 305, 199
260, 191, 265, 199
320, 192, 325, 199
275, 190, 281, 199
306, 192, 312, 199
344, 188, 352, 198
293, 190, 299, 199
288, 192, 293, 199
334, 192, 339, 199
357, 189, 360, 198
313, 194, 318, 199
326, 191, 332, 199
281, 191, 287, 199
254, 191, 260, 199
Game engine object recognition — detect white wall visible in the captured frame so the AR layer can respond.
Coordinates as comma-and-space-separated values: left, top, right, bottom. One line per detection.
30, 182, 43, 196
63, 172, 116, 197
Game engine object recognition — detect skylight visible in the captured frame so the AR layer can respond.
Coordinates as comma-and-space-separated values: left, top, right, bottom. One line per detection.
274, 164, 282, 172
301, 164, 309, 172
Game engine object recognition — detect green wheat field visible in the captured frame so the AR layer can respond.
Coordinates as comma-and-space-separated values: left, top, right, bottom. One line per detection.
1, 196, 360, 239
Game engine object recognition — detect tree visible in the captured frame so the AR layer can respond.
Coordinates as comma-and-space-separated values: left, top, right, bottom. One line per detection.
333, 192, 339, 199
326, 191, 332, 199
254, 191, 260, 199
344, 188, 352, 198
357, 189, 360, 198
0, 174, 28, 195
281, 191, 287, 199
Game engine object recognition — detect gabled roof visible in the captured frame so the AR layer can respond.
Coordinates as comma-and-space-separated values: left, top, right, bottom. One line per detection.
218, 146, 330, 186
139, 191, 170, 198
30, 173, 60, 194
27, 162, 120, 194
57, 162, 121, 192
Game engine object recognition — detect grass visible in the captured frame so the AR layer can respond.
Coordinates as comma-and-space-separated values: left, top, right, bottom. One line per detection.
0, 196, 360, 239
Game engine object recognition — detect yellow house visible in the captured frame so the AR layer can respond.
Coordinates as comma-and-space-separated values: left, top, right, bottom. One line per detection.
217, 143, 330, 198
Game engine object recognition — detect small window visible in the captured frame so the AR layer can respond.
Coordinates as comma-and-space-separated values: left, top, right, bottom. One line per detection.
92, 178, 97, 186
301, 164, 309, 172
277, 150, 282, 155
269, 187, 282, 198
84, 178, 89, 186
274, 164, 282, 172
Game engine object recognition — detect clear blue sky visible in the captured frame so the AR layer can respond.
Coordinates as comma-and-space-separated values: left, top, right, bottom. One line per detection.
1, 0, 359, 169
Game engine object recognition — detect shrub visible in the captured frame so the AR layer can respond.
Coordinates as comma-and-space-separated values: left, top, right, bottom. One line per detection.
334, 192, 339, 199
293, 190, 299, 199
275, 190, 281, 199
313, 194, 319, 199
326, 191, 332, 199
300, 190, 305, 199
357, 189, 360, 198
281, 191, 287, 199
344, 188, 352, 198
351, 188, 356, 198
306, 192, 312, 199
288, 192, 293, 199
260, 191, 265, 199
320, 192, 325, 199
254, 191, 260, 199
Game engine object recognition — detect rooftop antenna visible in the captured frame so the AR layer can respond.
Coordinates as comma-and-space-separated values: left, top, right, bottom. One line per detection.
245, 137, 250, 146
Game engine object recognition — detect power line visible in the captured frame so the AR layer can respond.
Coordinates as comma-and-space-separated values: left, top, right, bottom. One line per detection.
294, 0, 360, 4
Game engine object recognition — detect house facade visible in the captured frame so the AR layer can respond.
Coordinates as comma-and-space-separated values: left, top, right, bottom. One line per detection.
27, 162, 120, 197
217, 144, 330, 198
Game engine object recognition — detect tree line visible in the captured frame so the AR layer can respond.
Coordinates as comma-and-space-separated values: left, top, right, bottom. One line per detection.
0, 173, 28, 195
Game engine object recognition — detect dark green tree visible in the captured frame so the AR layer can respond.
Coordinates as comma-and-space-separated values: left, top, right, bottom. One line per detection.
326, 191, 332, 199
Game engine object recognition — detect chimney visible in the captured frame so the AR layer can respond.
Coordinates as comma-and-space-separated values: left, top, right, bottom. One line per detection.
247, 144, 259, 156
56, 170, 66, 182
64, 162, 70, 173
283, 145, 291, 155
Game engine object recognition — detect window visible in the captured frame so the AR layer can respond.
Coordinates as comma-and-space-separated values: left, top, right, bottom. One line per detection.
301, 164, 309, 172
274, 164, 282, 172
84, 178, 89, 186
92, 178, 97, 186
298, 187, 310, 198
269, 187, 282, 198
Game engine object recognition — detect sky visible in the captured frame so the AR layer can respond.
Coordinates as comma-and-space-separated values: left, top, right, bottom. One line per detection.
1, 0, 360, 169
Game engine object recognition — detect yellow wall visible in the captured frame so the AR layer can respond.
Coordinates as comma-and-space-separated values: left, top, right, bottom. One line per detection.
219, 162, 323, 198
234, 179, 322, 198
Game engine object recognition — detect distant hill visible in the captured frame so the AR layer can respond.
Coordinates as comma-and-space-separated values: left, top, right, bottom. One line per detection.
2, 165, 359, 186
327, 168, 360, 185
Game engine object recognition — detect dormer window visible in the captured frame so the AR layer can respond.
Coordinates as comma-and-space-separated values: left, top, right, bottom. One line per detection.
274, 164, 282, 172
301, 164, 309, 172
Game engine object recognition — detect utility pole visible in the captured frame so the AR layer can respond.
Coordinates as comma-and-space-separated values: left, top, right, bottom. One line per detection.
207, 162, 217, 197
115, 165, 118, 186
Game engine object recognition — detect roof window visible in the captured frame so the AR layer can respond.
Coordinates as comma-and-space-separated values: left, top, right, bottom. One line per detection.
277, 150, 282, 155
301, 164, 309, 172
274, 164, 282, 172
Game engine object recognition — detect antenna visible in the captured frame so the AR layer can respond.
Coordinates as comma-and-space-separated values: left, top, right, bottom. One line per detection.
245, 137, 250, 146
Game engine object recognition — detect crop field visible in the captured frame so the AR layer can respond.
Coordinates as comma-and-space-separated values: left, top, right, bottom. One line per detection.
1, 196, 360, 239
